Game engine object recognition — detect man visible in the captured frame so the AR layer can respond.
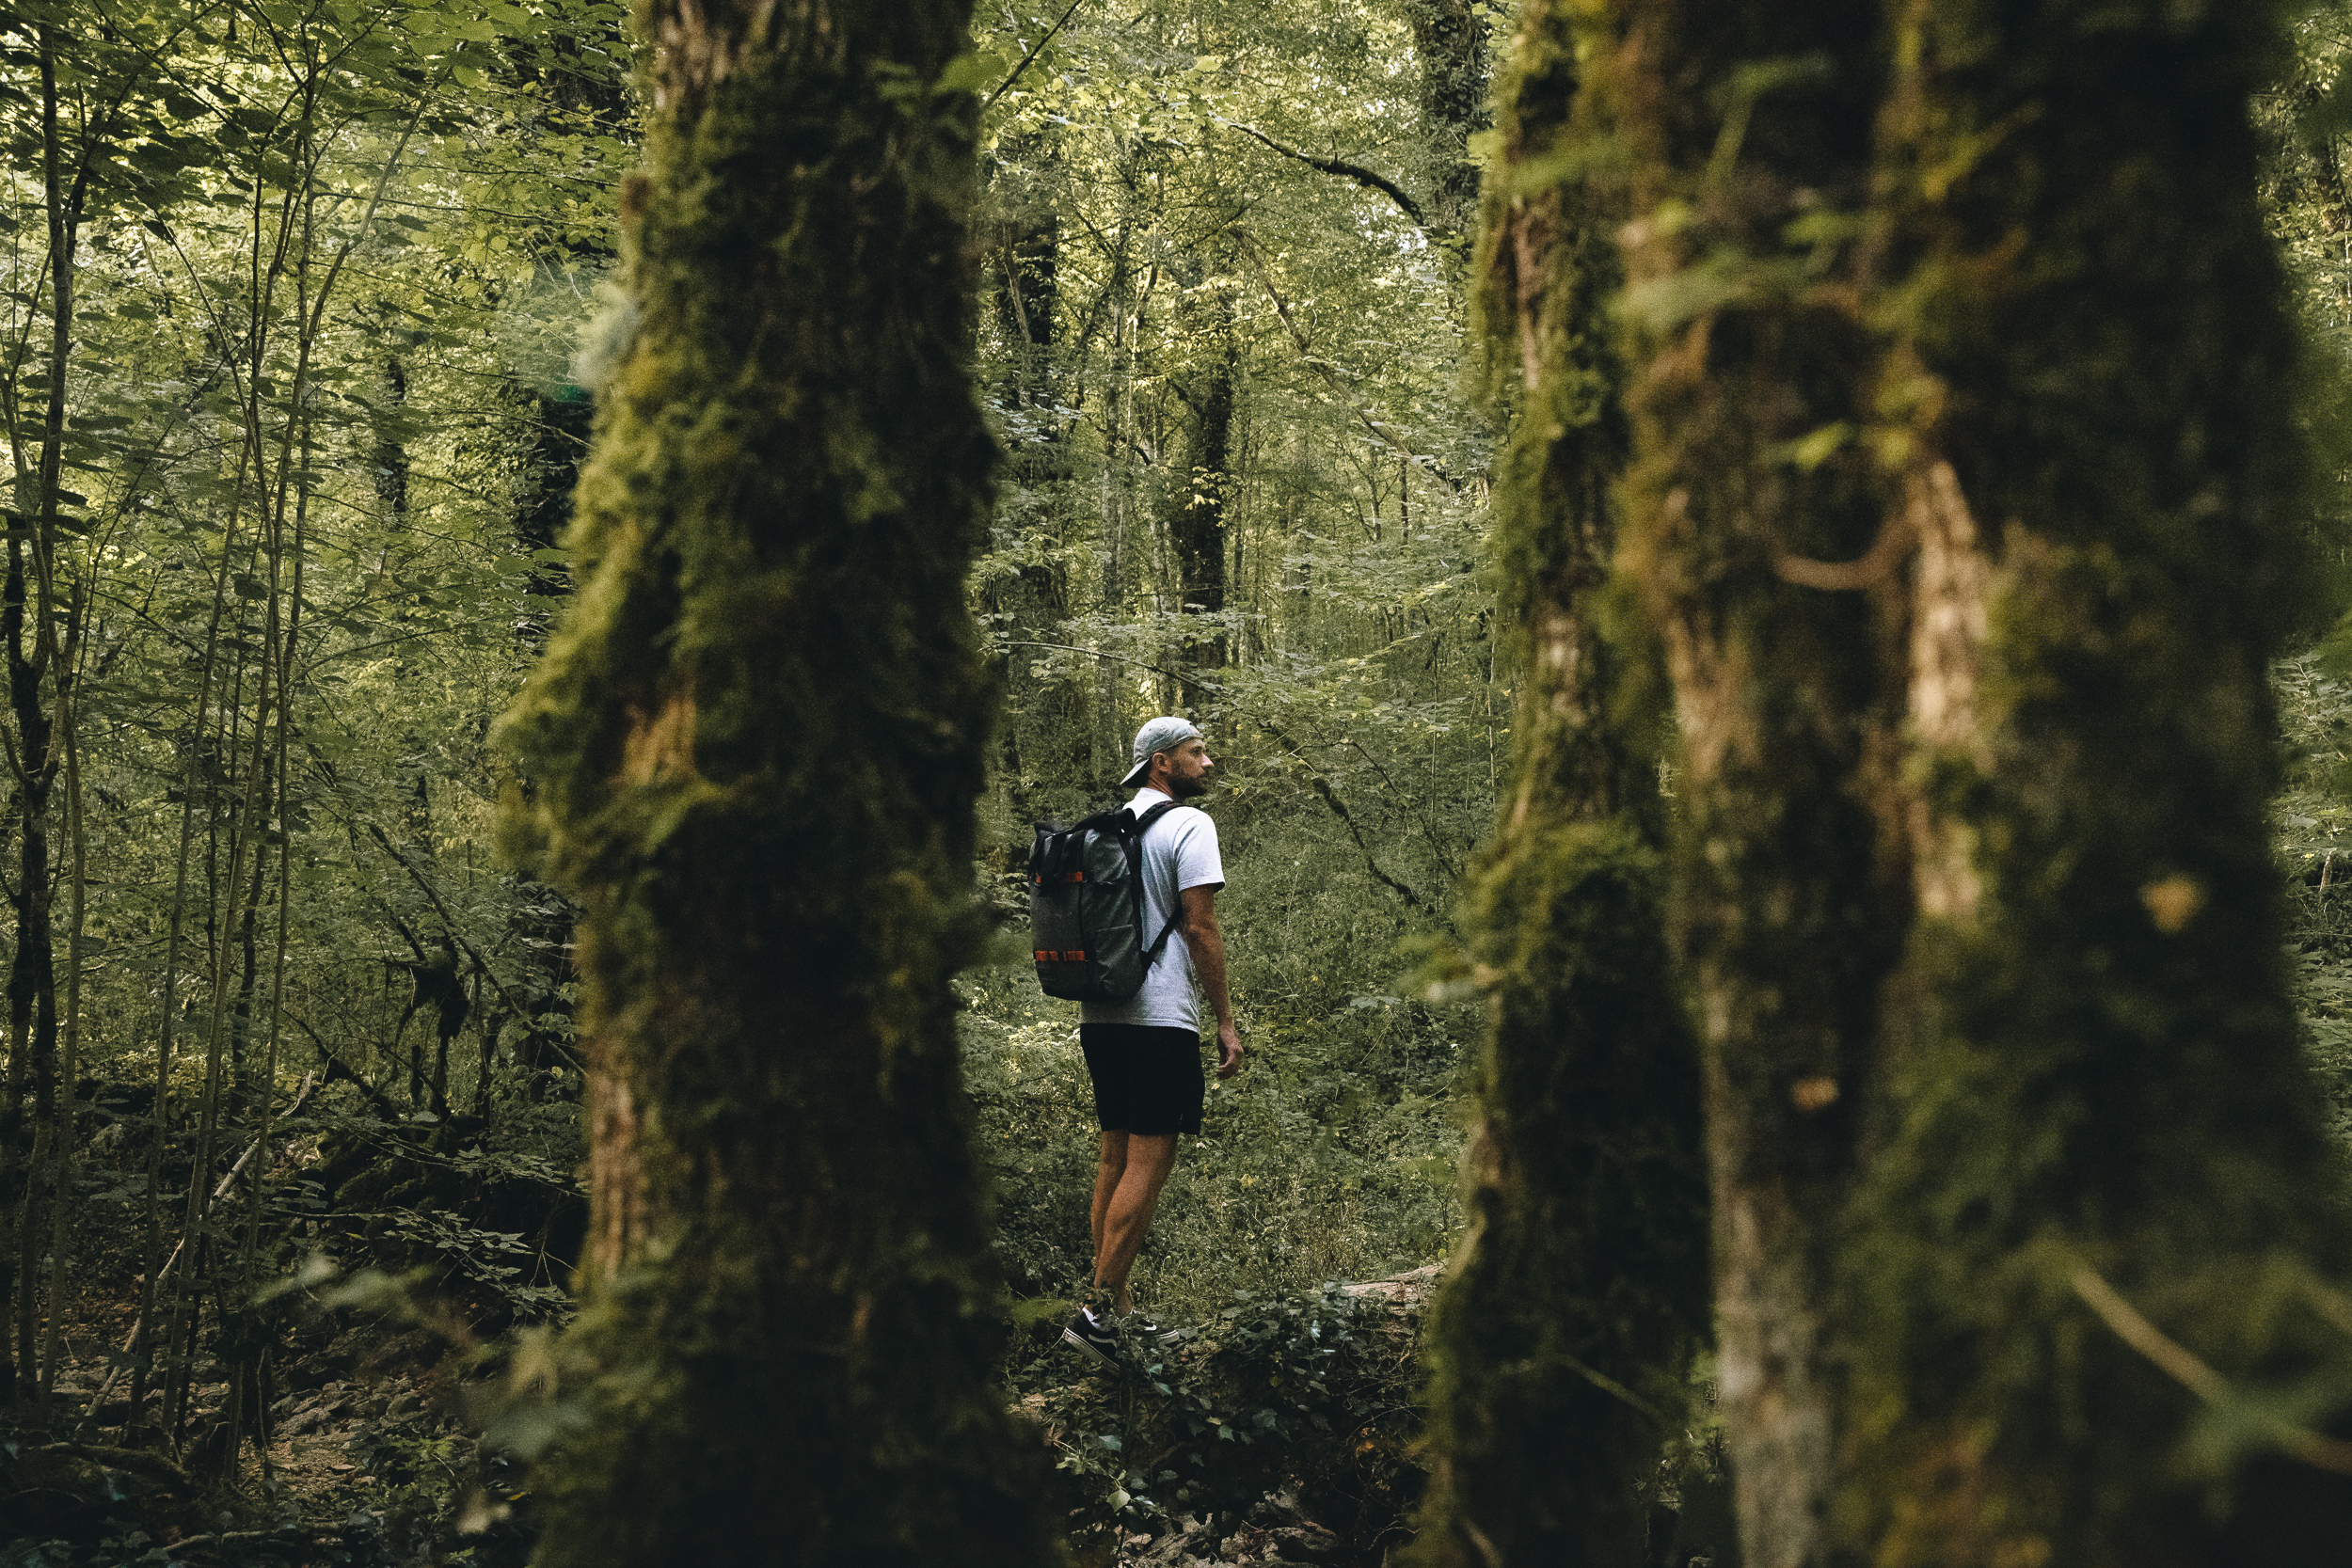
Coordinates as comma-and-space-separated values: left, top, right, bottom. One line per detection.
1062, 717, 1244, 1366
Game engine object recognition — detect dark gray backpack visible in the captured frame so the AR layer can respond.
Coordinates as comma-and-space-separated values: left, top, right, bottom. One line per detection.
1028, 800, 1184, 1003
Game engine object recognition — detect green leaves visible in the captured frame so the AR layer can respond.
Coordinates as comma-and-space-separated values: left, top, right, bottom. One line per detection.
936, 48, 1014, 96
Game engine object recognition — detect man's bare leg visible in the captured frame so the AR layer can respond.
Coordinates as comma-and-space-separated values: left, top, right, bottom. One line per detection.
1089, 1131, 1129, 1269
1091, 1132, 1179, 1315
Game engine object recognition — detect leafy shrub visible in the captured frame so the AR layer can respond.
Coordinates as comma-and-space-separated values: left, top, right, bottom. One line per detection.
1012, 1282, 1424, 1560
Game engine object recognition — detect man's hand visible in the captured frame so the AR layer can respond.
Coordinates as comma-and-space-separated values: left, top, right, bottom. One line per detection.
1181, 885, 1242, 1079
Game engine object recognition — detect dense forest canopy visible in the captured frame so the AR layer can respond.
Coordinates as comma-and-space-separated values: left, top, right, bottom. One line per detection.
0, 0, 2346, 1564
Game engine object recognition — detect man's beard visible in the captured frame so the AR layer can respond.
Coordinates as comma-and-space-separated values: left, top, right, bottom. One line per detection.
1170, 771, 1210, 800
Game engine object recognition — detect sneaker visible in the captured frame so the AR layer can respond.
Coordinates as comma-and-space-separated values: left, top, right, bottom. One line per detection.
1126, 1314, 1178, 1343
1061, 1308, 1120, 1368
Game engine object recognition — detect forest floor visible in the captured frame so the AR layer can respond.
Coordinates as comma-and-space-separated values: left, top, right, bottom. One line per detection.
0, 1279, 468, 1567
0, 1084, 532, 1568
0, 1079, 1454, 1568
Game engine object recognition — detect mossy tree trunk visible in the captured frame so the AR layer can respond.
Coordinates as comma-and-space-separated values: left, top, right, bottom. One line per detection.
1601, 5, 1888, 1560
1839, 2, 2352, 1562
496, 4, 1064, 1564
1409, 6, 1711, 1565
1601, 0, 2352, 1562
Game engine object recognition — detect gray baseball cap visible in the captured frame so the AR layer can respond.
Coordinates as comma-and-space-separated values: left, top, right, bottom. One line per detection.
1121, 717, 1203, 787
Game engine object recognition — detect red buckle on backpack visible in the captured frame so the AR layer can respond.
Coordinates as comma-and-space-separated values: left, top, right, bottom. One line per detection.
1033, 950, 1086, 962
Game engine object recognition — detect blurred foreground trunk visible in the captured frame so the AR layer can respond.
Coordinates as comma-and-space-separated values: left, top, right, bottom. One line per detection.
1602, 0, 2352, 1562
1409, 4, 1711, 1565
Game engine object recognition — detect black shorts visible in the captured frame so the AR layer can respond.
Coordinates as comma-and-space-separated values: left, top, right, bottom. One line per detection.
1079, 1023, 1204, 1136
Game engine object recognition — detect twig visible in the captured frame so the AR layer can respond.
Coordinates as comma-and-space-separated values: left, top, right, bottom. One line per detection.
72, 1072, 320, 1438
1232, 230, 1460, 492
1343, 735, 1460, 884
981, 0, 1089, 114
2071, 1265, 2352, 1477
1311, 778, 1428, 911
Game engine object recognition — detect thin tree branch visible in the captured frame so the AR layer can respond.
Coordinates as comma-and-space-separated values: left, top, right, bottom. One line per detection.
1310, 777, 1428, 911
1217, 118, 1427, 230
71, 1070, 321, 1438
981, 0, 1089, 113
2072, 1264, 2352, 1477
357, 819, 587, 1079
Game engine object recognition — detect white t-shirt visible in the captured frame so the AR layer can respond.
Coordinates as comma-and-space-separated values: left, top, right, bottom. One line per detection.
1081, 787, 1226, 1033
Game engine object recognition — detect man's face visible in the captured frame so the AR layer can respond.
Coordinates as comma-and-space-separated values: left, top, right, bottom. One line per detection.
1158, 736, 1215, 799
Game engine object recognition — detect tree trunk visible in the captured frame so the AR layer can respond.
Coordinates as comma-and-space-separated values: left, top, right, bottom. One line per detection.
3, 19, 75, 1407
1403, 0, 1492, 245
1169, 334, 1234, 704
1602, 8, 1886, 1560
986, 158, 1090, 823
0, 524, 55, 1404
1163, 238, 1238, 708
1409, 6, 1709, 1563
496, 4, 1062, 1564
1602, 0, 2352, 1561
515, 381, 593, 647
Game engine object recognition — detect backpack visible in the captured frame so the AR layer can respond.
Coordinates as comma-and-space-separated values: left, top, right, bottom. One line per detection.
1028, 800, 1185, 1003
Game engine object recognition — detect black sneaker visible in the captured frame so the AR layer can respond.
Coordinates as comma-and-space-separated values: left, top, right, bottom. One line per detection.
1061, 1309, 1120, 1368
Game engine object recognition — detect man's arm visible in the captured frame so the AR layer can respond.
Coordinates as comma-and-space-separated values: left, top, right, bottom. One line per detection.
1180, 883, 1243, 1078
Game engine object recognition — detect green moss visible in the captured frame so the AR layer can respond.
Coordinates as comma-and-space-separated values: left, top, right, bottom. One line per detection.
1415, 820, 1710, 1567
493, 8, 1063, 1565
1843, 3, 2352, 1561
1596, 0, 2352, 1560
1410, 8, 1710, 1563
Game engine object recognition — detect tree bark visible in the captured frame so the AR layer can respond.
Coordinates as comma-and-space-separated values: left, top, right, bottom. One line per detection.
1168, 333, 1234, 702
5, 18, 76, 1407
986, 151, 1090, 822
497, 4, 1063, 1564
1162, 237, 1239, 708
1409, 6, 1709, 1564
1601, 0, 2352, 1561
1403, 0, 1493, 246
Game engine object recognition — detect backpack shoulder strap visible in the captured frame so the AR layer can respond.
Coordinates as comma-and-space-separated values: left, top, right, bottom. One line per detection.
1126, 800, 1190, 967
1130, 800, 1183, 833
1142, 906, 1184, 967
